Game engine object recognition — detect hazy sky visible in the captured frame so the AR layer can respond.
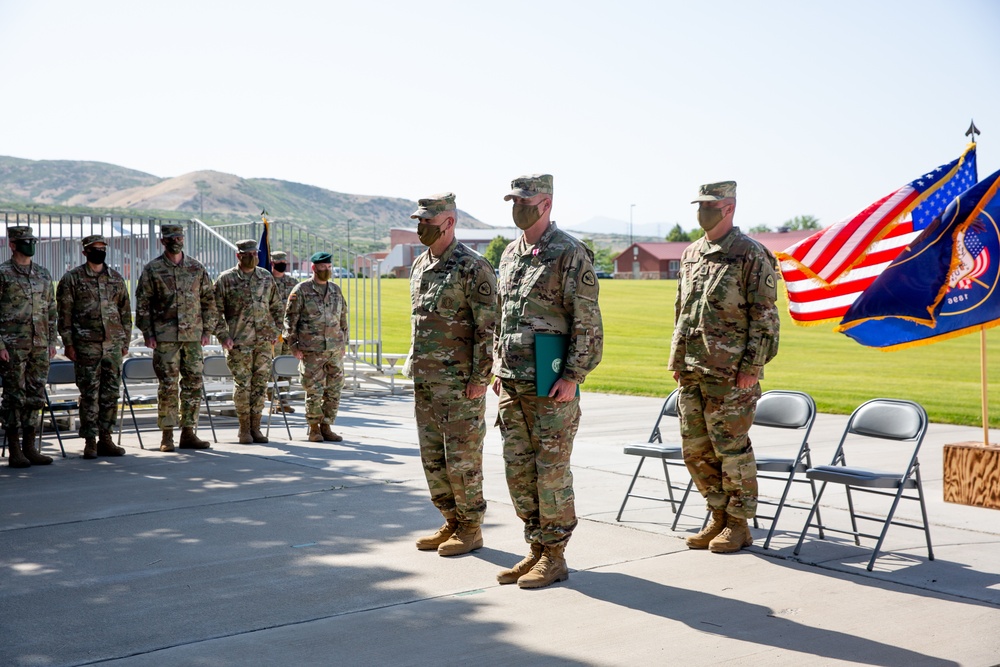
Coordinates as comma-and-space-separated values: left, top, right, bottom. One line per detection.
1, 0, 998, 236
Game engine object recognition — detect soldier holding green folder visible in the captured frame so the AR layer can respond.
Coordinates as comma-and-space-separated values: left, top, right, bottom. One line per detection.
492, 174, 604, 589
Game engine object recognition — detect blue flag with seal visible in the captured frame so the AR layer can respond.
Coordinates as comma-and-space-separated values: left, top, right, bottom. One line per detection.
257, 210, 271, 272
836, 168, 1000, 350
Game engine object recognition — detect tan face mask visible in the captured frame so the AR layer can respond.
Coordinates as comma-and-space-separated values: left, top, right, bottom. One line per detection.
417, 221, 443, 246
512, 203, 542, 230
697, 206, 725, 231
239, 254, 258, 270
314, 268, 332, 281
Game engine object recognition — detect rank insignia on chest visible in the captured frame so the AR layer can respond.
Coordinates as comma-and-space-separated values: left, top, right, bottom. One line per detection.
581, 270, 596, 287
478, 282, 492, 296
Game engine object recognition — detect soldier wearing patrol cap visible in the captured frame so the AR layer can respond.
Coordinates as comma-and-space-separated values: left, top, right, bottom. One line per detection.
283, 251, 348, 442
492, 174, 604, 588
135, 223, 217, 452
57, 234, 132, 459
669, 180, 780, 553
0, 226, 57, 468
215, 239, 283, 444
407, 192, 497, 557
270, 250, 299, 413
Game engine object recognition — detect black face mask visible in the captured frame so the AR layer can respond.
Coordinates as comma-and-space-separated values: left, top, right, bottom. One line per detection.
85, 248, 107, 265
15, 241, 36, 257
273, 262, 287, 273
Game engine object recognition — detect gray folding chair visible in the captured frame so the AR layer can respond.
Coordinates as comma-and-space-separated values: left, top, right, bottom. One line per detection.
266, 354, 299, 440
793, 398, 933, 571
615, 389, 698, 529
201, 354, 234, 444
117, 357, 159, 450
40, 360, 76, 458
751, 390, 822, 549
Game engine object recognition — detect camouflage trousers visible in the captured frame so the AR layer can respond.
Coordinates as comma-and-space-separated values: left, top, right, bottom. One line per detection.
0, 347, 49, 429
300, 349, 344, 425
74, 342, 123, 438
225, 340, 273, 417
414, 382, 486, 526
153, 342, 203, 429
497, 378, 579, 547
677, 372, 761, 519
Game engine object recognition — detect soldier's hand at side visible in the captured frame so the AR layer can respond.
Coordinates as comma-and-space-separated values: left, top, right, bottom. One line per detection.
145, 337, 157, 350
222, 338, 234, 351
293, 349, 304, 360
491, 377, 502, 396
121, 346, 129, 357
48, 346, 56, 360
549, 378, 577, 402
65, 345, 77, 361
736, 370, 759, 389
465, 383, 487, 400
672, 371, 680, 383
0, 349, 7, 363
201, 334, 210, 346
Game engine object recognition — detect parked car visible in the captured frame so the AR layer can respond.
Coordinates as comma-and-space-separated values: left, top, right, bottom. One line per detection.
332, 267, 355, 278
596, 271, 614, 279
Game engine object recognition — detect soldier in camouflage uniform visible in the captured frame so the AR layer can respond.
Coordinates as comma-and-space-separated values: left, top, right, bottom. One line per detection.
407, 193, 497, 557
0, 226, 57, 468
270, 250, 298, 413
283, 251, 348, 443
56, 234, 132, 459
215, 240, 283, 444
492, 174, 603, 588
135, 224, 217, 452
668, 181, 780, 554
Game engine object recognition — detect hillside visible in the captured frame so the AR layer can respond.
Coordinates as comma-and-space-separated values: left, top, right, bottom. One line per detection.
0, 156, 491, 249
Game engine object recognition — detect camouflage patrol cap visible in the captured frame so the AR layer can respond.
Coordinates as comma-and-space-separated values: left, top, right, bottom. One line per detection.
691, 181, 737, 203
410, 192, 457, 220
504, 174, 554, 201
161, 223, 184, 238
270, 250, 288, 261
235, 239, 258, 253
81, 234, 107, 248
7, 226, 37, 241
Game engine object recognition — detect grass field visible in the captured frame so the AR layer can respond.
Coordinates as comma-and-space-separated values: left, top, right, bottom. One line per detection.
371, 277, 1000, 428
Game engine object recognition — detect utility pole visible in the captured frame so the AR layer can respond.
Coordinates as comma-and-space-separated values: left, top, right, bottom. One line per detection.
629, 204, 636, 246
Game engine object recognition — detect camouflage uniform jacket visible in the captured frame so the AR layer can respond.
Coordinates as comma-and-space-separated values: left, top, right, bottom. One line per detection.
283, 280, 348, 353
214, 266, 283, 345
668, 226, 780, 379
135, 254, 216, 343
493, 222, 603, 384
56, 263, 132, 347
0, 260, 57, 351
410, 239, 496, 387
273, 273, 298, 307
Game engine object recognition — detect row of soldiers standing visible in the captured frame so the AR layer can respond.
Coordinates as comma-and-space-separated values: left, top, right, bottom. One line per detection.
1, 224, 349, 467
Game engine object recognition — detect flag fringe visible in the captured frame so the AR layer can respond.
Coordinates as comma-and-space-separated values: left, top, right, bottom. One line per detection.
865, 318, 1000, 352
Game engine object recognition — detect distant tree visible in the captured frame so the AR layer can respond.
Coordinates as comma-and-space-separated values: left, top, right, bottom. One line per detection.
484, 235, 510, 268
689, 227, 706, 240
665, 223, 690, 242
781, 215, 820, 231
749, 224, 772, 234
582, 238, 614, 272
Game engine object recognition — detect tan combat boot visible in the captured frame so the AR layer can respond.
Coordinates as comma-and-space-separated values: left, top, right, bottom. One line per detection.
97, 431, 125, 456
319, 423, 342, 442
237, 415, 253, 444
83, 436, 98, 459
179, 427, 210, 449
307, 423, 323, 442
709, 515, 754, 553
250, 414, 268, 443
685, 509, 728, 549
517, 543, 569, 589
497, 543, 544, 584
415, 519, 458, 551
160, 428, 175, 452
6, 429, 30, 468
21, 427, 52, 465
438, 523, 483, 557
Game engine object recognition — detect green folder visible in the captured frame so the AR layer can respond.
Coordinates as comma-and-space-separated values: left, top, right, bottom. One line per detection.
535, 332, 580, 397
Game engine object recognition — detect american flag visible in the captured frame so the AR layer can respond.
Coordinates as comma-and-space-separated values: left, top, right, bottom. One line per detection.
778, 145, 977, 324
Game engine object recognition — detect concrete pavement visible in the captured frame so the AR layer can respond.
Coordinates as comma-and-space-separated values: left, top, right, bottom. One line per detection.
2, 390, 999, 666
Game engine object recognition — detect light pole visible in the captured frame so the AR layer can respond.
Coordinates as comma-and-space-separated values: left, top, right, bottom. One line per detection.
629, 204, 636, 246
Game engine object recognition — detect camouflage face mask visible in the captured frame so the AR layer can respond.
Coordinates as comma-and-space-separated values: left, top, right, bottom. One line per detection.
697, 206, 724, 232
165, 239, 184, 254
417, 221, 443, 247
512, 203, 542, 230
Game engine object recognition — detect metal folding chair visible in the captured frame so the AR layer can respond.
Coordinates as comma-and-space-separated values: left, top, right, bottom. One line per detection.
266, 355, 299, 440
793, 398, 933, 571
40, 360, 76, 457
117, 357, 158, 450
201, 354, 234, 444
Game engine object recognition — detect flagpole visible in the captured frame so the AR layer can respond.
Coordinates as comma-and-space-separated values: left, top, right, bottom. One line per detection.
982, 328, 991, 445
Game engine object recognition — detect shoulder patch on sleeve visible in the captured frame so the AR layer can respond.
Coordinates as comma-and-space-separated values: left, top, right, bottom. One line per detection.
581, 270, 597, 287
478, 281, 493, 296
766, 274, 775, 289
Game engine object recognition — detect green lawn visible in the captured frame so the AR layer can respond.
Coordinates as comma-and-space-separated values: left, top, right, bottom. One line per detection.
373, 278, 1000, 428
